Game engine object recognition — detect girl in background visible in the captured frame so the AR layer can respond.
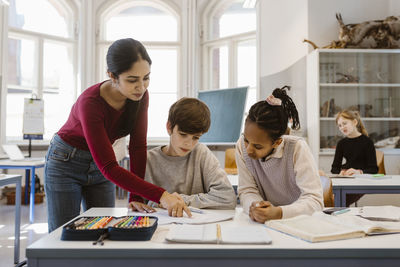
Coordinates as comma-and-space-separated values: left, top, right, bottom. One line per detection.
331, 110, 378, 206
236, 86, 323, 223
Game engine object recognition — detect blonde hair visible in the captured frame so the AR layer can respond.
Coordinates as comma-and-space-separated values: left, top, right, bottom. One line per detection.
335, 110, 368, 136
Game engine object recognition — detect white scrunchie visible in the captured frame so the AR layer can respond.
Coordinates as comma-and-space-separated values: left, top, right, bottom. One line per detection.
266, 95, 282, 106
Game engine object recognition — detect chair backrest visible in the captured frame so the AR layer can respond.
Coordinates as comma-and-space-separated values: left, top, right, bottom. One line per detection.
376, 149, 386, 174
320, 175, 334, 207
224, 148, 237, 175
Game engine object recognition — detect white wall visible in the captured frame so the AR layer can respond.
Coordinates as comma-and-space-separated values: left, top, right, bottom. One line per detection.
259, 0, 308, 77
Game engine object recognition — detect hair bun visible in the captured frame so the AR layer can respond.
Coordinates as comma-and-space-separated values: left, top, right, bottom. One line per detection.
272, 85, 290, 99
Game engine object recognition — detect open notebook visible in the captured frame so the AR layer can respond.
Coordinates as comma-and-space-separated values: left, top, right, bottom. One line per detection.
265, 212, 400, 243
166, 224, 272, 244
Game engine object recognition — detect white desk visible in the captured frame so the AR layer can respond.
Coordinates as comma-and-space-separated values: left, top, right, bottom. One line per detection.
0, 174, 22, 264
332, 175, 400, 207
0, 159, 45, 223
228, 174, 400, 207
27, 207, 400, 267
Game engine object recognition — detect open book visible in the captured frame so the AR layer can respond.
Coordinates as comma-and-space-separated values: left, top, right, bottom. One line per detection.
265, 212, 400, 242
328, 174, 354, 178
328, 174, 392, 179
166, 224, 272, 244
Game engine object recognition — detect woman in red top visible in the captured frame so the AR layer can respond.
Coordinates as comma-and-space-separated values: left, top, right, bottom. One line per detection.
45, 38, 191, 232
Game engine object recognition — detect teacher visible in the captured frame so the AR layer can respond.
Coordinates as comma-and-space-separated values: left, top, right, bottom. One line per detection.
44, 38, 190, 232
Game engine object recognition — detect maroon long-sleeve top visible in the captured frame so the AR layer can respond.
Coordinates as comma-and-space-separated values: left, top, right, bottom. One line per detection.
57, 81, 165, 203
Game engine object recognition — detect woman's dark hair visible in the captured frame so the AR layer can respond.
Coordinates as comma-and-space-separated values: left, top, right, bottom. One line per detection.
106, 38, 152, 136
246, 85, 300, 142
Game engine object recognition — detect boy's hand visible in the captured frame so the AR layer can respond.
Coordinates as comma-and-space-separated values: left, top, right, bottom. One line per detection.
128, 201, 156, 213
249, 201, 282, 223
159, 191, 192, 218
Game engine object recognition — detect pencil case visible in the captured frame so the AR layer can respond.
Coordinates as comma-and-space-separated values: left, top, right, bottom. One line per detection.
61, 215, 158, 242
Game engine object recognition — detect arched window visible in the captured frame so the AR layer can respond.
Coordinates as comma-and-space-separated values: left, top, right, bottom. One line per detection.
97, 0, 180, 139
5, 0, 77, 141
202, 0, 256, 113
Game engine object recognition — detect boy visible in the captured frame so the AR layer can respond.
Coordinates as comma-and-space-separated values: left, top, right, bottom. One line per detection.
144, 97, 236, 209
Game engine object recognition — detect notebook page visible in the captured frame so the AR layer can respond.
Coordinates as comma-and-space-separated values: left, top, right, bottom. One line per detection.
266, 215, 364, 242
221, 225, 272, 244
314, 212, 400, 234
129, 208, 234, 225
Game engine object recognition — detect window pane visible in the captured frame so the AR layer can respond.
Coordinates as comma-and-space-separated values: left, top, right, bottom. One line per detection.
146, 49, 177, 93
43, 42, 74, 90
237, 39, 256, 87
7, 37, 36, 88
212, 1, 256, 39
211, 46, 228, 89
147, 93, 177, 138
106, 6, 177, 41
8, 0, 70, 38
6, 93, 31, 138
43, 42, 74, 139
43, 92, 73, 139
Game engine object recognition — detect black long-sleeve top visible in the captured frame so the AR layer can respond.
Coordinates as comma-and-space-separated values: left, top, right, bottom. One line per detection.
331, 134, 378, 174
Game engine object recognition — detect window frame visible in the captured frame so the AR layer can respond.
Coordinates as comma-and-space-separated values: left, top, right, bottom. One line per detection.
1, 0, 78, 144
200, 0, 257, 91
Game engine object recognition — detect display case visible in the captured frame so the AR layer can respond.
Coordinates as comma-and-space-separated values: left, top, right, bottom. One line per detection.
306, 49, 400, 165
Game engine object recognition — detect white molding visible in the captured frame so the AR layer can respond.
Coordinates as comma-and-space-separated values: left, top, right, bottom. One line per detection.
255, 0, 260, 101
0, 5, 7, 145
79, 0, 95, 91
8, 27, 75, 43
96, 0, 180, 41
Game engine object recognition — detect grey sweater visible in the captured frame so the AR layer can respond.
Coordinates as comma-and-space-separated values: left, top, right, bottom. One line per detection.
145, 143, 237, 209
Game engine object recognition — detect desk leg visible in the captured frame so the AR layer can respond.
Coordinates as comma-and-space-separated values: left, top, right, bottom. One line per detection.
15, 179, 21, 264
333, 188, 341, 207
25, 169, 30, 204
29, 167, 36, 223
341, 190, 347, 207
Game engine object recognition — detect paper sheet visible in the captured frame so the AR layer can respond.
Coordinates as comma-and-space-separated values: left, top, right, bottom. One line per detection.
128, 208, 235, 225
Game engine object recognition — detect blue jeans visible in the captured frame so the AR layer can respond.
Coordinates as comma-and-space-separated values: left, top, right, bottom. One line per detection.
44, 134, 115, 232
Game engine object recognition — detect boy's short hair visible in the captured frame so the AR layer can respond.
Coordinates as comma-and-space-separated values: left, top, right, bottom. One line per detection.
168, 97, 211, 134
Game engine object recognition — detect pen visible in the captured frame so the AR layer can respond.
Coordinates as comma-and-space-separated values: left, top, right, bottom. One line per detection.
372, 174, 384, 177
189, 207, 204, 214
332, 208, 350, 216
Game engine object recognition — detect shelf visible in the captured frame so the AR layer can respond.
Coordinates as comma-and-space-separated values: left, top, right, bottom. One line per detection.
320, 83, 400, 87
320, 117, 400, 121
318, 48, 400, 54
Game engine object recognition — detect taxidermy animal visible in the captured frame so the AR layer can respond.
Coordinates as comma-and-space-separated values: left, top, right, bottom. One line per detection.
304, 13, 400, 49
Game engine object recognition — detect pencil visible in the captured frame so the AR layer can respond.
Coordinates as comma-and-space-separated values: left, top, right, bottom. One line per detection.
120, 216, 134, 228
216, 224, 222, 244
189, 207, 204, 214
90, 217, 107, 229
